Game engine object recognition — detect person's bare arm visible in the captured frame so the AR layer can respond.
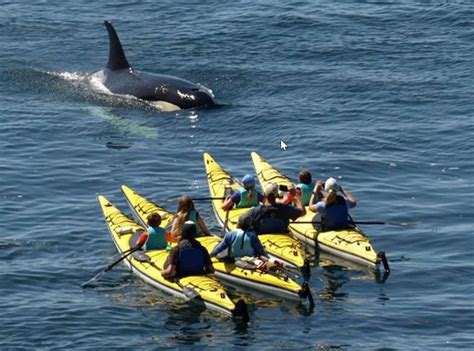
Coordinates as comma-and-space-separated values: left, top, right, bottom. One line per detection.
221, 197, 234, 211
340, 186, 357, 207
198, 216, 212, 236
290, 185, 306, 217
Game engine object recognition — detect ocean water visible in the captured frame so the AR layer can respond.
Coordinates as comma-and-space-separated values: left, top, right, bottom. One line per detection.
1, 1, 473, 349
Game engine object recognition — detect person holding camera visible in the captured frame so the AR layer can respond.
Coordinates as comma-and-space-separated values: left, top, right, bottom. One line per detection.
246, 182, 306, 235
309, 177, 357, 231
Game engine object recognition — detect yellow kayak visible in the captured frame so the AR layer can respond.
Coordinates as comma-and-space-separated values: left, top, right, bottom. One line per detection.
97, 195, 248, 319
203, 153, 306, 269
121, 185, 311, 301
251, 152, 385, 269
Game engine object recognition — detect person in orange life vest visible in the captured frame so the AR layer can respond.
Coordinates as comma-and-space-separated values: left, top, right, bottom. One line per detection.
221, 174, 264, 211
170, 195, 212, 240
162, 221, 215, 279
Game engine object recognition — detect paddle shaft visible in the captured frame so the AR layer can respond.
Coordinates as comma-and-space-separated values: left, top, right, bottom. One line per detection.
294, 220, 406, 226
192, 197, 226, 201
82, 232, 148, 287
81, 244, 142, 287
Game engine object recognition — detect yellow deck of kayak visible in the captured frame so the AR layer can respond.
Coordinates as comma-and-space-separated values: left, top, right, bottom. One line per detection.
121, 185, 303, 300
250, 152, 380, 267
203, 153, 306, 268
97, 195, 236, 315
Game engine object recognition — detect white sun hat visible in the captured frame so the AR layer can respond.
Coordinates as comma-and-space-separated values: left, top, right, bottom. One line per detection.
324, 177, 340, 193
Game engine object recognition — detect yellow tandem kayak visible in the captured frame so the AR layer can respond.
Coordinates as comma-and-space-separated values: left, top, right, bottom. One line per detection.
121, 185, 311, 301
97, 195, 248, 319
203, 153, 306, 269
251, 152, 387, 269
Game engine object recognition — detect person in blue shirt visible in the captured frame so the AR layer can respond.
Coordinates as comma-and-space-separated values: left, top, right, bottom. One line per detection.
248, 183, 306, 235
144, 212, 168, 250
309, 177, 357, 231
210, 213, 268, 260
221, 174, 264, 211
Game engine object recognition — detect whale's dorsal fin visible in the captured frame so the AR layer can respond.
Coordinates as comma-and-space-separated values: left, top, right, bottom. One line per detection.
104, 21, 131, 71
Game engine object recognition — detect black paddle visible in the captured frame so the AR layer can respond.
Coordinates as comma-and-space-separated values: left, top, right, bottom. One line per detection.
81, 232, 149, 288
295, 220, 415, 227
192, 197, 226, 201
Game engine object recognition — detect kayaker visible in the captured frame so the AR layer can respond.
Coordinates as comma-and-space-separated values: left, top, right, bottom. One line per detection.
210, 213, 268, 260
308, 177, 357, 230
295, 169, 319, 206
162, 221, 215, 279
247, 183, 306, 234
171, 195, 212, 239
144, 212, 168, 250
221, 174, 263, 211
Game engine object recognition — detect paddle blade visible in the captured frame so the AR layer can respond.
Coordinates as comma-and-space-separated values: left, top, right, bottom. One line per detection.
136, 231, 148, 248
182, 287, 200, 300
232, 299, 250, 324
301, 281, 315, 309
81, 271, 105, 288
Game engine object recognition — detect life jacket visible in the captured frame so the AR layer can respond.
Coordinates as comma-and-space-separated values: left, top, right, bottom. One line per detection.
176, 244, 206, 277
253, 205, 287, 234
145, 226, 167, 250
296, 182, 314, 206
236, 188, 259, 208
322, 195, 349, 230
230, 229, 255, 258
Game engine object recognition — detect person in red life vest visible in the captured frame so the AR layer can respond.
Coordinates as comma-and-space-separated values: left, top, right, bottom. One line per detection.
162, 221, 215, 279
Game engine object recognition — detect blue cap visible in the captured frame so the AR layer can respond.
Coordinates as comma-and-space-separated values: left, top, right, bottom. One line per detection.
241, 174, 255, 188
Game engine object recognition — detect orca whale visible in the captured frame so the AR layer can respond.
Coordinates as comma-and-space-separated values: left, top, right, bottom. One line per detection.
95, 21, 215, 111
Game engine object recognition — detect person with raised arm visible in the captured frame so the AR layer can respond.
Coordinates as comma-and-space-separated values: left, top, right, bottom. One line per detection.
309, 177, 357, 231
248, 183, 306, 235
